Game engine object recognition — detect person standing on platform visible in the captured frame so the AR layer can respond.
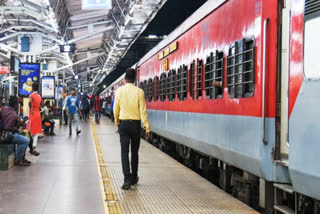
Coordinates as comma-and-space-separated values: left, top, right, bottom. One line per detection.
93, 94, 102, 124
80, 96, 89, 122
110, 95, 115, 122
65, 88, 81, 136
113, 68, 151, 190
26, 83, 42, 156
62, 92, 68, 125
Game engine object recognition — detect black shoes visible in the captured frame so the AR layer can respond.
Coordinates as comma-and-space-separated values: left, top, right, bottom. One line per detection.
131, 176, 139, 185
121, 177, 139, 190
70, 130, 81, 136
121, 182, 131, 190
15, 160, 31, 166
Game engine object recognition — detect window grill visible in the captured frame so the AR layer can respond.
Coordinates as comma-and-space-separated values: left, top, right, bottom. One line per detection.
153, 76, 159, 102
167, 69, 176, 101
143, 80, 147, 99
189, 59, 203, 100
305, 0, 320, 21
227, 37, 255, 98
139, 81, 144, 92
205, 50, 224, 99
159, 73, 167, 101
177, 65, 188, 101
146, 78, 153, 102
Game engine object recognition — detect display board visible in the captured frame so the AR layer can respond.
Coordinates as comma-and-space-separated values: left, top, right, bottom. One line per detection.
41, 76, 55, 99
10, 56, 20, 74
19, 63, 40, 97
82, 0, 112, 10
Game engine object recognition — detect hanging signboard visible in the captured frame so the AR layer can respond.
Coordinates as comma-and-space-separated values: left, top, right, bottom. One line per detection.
0, 66, 10, 74
19, 63, 40, 97
82, 0, 112, 10
57, 85, 63, 100
41, 76, 55, 99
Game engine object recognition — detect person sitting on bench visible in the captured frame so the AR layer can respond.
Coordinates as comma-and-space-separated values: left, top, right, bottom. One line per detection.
0, 96, 31, 166
42, 101, 56, 136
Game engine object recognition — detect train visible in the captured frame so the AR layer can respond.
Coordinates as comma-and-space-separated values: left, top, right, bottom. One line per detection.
101, 0, 320, 213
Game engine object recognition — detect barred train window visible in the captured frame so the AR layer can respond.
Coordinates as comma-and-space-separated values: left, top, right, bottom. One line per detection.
139, 81, 144, 93
227, 37, 255, 98
177, 65, 188, 101
205, 50, 224, 99
147, 78, 153, 102
189, 59, 203, 100
159, 73, 167, 101
142, 80, 147, 99
167, 69, 176, 101
153, 76, 159, 102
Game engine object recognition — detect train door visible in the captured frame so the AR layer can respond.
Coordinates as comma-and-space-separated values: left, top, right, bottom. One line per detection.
278, 0, 291, 163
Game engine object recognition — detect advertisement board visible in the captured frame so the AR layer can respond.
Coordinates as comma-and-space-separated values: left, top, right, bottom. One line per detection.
19, 63, 40, 97
0, 66, 10, 74
41, 76, 55, 99
82, 0, 112, 10
10, 56, 20, 74
57, 85, 63, 99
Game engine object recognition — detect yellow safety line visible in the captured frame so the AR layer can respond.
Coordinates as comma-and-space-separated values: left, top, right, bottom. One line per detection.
90, 120, 123, 214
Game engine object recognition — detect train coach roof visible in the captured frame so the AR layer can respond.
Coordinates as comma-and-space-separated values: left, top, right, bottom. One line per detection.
137, 0, 226, 66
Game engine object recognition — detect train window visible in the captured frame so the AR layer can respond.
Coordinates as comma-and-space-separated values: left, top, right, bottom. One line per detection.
159, 73, 167, 101
167, 69, 176, 101
205, 50, 224, 99
189, 59, 203, 100
304, 18, 320, 79
227, 37, 255, 98
147, 78, 153, 102
139, 81, 144, 92
177, 65, 188, 101
143, 80, 148, 99
153, 76, 160, 101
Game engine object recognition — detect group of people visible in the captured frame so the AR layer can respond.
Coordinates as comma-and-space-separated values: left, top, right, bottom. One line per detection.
0, 68, 150, 193
62, 91, 105, 127
0, 84, 95, 166
0, 83, 43, 166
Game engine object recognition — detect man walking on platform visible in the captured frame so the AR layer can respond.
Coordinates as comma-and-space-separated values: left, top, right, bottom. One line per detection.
65, 88, 81, 136
114, 68, 150, 190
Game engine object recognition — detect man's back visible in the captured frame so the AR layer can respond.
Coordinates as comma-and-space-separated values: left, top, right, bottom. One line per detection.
114, 83, 150, 132
0, 106, 17, 131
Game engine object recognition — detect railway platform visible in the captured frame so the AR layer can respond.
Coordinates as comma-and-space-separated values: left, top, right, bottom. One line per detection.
0, 117, 259, 214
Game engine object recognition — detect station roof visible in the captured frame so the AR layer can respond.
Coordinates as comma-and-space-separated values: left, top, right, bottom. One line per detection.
0, 0, 205, 93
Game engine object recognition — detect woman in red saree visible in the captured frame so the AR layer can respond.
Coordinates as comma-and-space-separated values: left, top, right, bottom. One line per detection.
26, 83, 42, 156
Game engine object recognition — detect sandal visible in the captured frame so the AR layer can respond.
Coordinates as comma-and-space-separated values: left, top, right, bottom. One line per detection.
32, 151, 40, 156
24, 159, 32, 164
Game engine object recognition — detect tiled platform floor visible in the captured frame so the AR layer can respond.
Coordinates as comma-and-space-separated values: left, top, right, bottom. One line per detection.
0, 116, 260, 214
96, 118, 259, 214
0, 121, 104, 214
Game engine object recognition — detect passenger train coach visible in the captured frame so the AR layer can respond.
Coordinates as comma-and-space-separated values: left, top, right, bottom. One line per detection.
104, 0, 320, 213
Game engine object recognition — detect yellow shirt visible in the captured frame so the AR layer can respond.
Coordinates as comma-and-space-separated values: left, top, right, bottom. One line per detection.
113, 83, 150, 132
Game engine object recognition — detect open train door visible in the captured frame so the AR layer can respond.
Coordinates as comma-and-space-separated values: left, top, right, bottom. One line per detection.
277, 0, 291, 163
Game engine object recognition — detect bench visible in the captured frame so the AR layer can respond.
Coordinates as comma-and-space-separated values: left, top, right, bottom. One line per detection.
0, 143, 15, 170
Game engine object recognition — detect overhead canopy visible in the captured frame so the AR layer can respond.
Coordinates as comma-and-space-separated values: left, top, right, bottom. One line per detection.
0, 0, 167, 92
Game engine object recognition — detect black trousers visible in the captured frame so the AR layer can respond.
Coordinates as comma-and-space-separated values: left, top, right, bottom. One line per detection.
119, 120, 141, 183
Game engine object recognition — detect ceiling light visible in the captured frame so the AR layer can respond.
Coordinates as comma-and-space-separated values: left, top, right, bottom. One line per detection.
148, 35, 158, 39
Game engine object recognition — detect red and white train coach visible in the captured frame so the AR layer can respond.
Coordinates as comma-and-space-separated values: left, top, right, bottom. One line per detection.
131, 0, 320, 212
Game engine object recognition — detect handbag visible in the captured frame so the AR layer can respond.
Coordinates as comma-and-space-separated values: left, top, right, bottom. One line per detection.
0, 131, 14, 144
